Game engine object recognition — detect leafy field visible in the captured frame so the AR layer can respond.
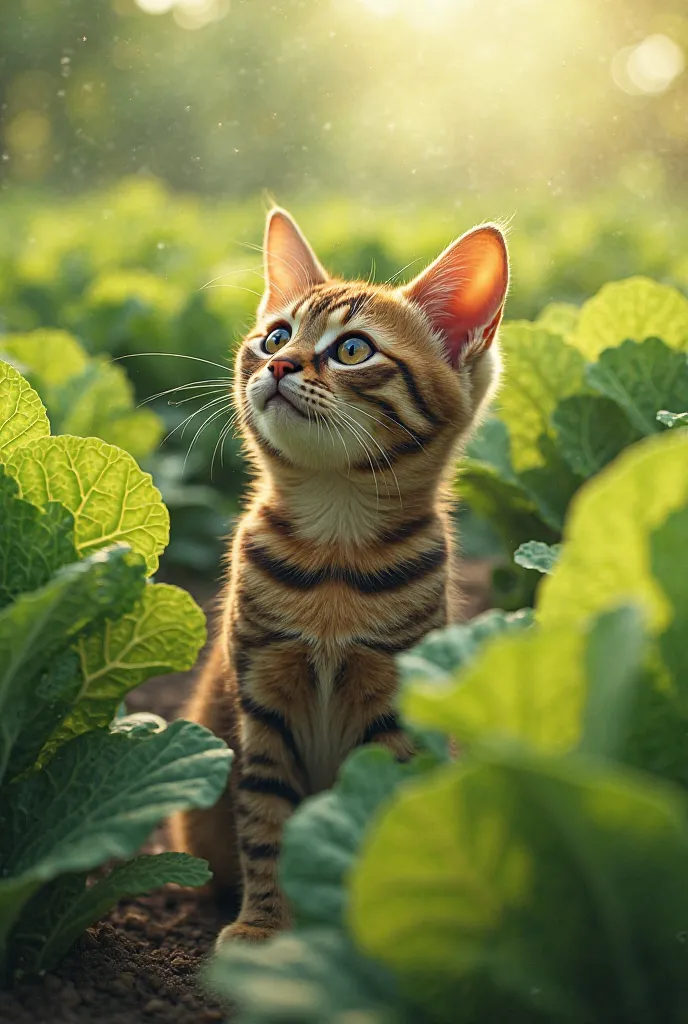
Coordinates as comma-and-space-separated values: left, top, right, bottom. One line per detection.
2, 182, 688, 1022
3, 178, 688, 576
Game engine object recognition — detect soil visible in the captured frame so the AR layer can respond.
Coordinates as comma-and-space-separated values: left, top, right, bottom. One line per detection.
0, 561, 493, 1024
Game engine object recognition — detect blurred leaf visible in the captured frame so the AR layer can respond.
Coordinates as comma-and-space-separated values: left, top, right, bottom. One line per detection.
571, 278, 688, 359
55, 360, 163, 459
465, 417, 521, 485
208, 928, 406, 1024
405, 623, 584, 755
3, 435, 169, 575
538, 432, 688, 633
535, 301, 580, 338
397, 609, 534, 688
586, 338, 688, 436
0, 360, 49, 457
651, 507, 688, 701
350, 747, 688, 1024
12, 852, 211, 973
517, 434, 584, 531
281, 747, 425, 931
552, 395, 642, 477
0, 330, 88, 387
495, 322, 587, 473
513, 541, 561, 574
657, 410, 688, 430
101, 409, 163, 460
579, 606, 647, 760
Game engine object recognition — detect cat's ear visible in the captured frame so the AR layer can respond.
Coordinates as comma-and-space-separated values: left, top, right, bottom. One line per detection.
400, 224, 509, 367
259, 207, 328, 317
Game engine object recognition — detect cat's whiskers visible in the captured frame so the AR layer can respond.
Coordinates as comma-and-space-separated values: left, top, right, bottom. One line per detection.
319, 411, 350, 474
139, 378, 234, 407
328, 408, 383, 510
334, 397, 428, 456
199, 265, 263, 292
211, 411, 238, 479
163, 393, 232, 447
184, 404, 232, 472
330, 406, 402, 509
114, 351, 233, 374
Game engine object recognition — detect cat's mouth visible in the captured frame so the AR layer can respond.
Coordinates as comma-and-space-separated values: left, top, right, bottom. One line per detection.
264, 391, 308, 419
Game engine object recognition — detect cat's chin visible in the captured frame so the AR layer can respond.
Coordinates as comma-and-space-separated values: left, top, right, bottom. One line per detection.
255, 408, 355, 472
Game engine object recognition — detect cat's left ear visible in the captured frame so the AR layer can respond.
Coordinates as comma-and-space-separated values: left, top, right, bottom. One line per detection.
400, 224, 509, 368
259, 207, 328, 317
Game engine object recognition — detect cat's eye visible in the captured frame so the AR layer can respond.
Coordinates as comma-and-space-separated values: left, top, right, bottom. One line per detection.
262, 324, 292, 354
334, 336, 374, 366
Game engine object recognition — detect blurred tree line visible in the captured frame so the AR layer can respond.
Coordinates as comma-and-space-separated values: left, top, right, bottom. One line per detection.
1, 0, 688, 202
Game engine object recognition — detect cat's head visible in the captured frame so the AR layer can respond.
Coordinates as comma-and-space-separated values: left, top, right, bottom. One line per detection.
236, 208, 509, 475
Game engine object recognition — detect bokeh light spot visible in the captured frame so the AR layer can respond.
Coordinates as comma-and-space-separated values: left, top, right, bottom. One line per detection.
612, 34, 685, 96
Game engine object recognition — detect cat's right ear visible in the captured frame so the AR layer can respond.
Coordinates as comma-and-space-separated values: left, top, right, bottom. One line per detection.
259, 208, 328, 317
400, 224, 509, 369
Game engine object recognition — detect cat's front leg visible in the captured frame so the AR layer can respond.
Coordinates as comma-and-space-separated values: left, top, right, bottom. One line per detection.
217, 644, 309, 946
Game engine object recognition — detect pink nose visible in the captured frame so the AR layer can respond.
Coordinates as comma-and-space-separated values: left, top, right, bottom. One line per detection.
268, 358, 299, 381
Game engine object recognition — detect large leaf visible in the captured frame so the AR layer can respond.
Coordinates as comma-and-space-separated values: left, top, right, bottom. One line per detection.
4, 435, 169, 575
396, 609, 534, 688
538, 431, 688, 633
650, 507, 688, 700
350, 748, 688, 1024
405, 621, 585, 755
494, 322, 586, 473
12, 852, 211, 973
0, 466, 76, 610
281, 746, 423, 931
586, 338, 688, 436
0, 360, 50, 457
0, 719, 232, 963
552, 395, 642, 477
55, 583, 207, 744
579, 606, 647, 760
208, 928, 407, 1024
571, 278, 688, 359
0, 547, 146, 786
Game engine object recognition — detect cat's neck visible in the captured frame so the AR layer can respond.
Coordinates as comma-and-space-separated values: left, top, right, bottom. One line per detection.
255, 468, 445, 548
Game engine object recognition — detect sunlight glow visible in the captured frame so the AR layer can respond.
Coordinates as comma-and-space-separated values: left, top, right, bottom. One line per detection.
135, 0, 174, 13
612, 35, 685, 96
355, 0, 462, 29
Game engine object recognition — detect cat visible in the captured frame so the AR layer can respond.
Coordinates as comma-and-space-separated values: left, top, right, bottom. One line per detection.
171, 207, 509, 944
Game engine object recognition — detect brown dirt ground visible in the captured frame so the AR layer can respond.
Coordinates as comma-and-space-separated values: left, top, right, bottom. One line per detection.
0, 561, 493, 1024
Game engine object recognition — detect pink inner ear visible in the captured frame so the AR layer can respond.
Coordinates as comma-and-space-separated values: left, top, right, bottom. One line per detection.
262, 209, 327, 316
404, 226, 509, 367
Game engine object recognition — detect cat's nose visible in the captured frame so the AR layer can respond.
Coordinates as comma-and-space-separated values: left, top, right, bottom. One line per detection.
268, 358, 301, 381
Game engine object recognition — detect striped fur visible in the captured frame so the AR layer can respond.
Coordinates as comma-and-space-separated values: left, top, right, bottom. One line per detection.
171, 208, 509, 945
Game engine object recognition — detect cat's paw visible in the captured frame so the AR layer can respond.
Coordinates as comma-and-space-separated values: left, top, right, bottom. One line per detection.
215, 921, 277, 948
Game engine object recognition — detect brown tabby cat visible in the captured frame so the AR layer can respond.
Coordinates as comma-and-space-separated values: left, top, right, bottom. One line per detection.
171, 208, 509, 944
